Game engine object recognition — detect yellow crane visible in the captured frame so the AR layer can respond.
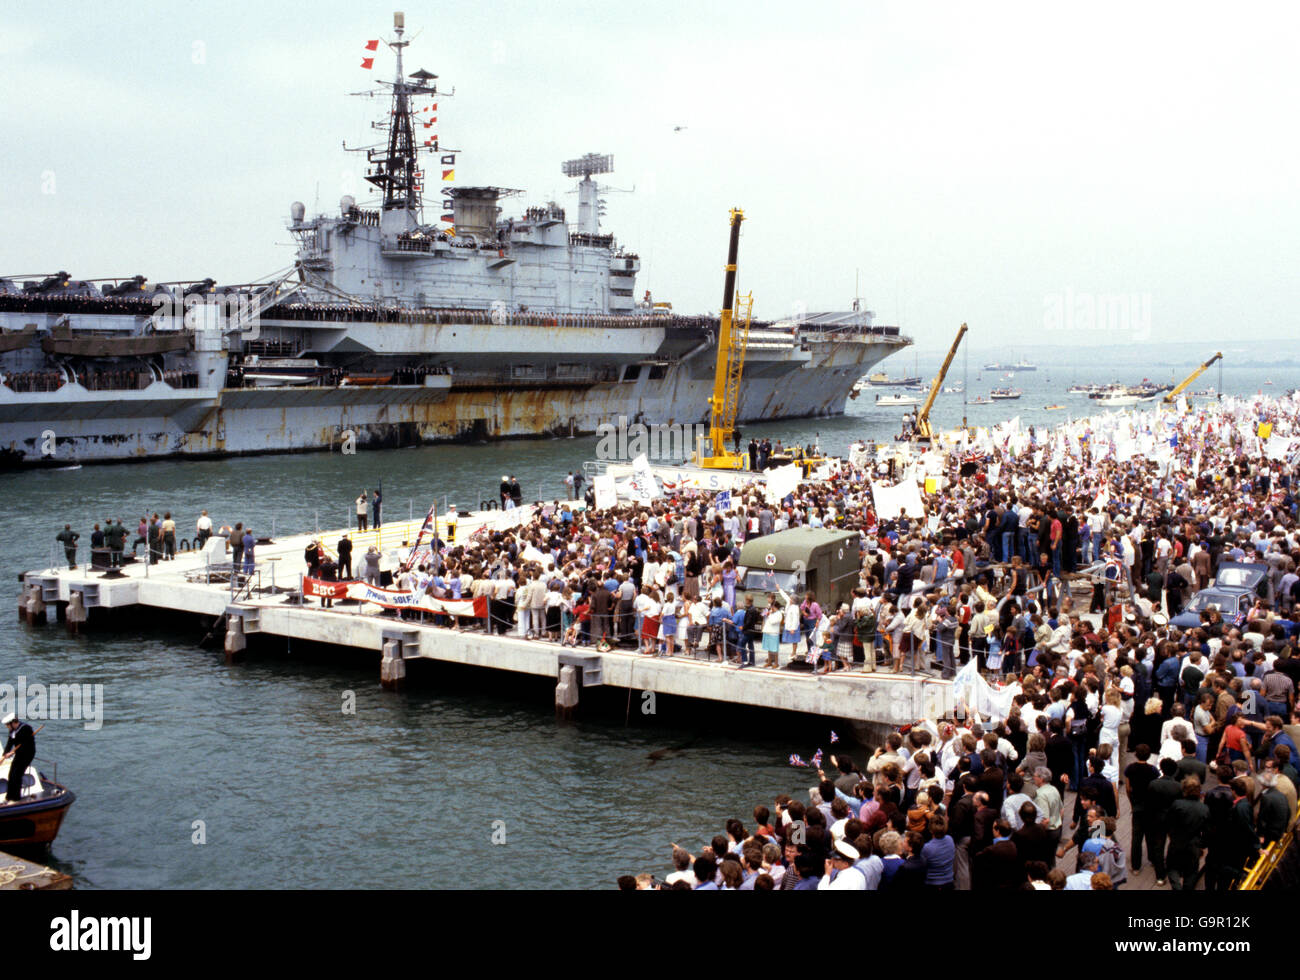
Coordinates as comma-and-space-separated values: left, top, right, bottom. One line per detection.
903, 322, 967, 444
698, 208, 753, 469
1163, 351, 1222, 403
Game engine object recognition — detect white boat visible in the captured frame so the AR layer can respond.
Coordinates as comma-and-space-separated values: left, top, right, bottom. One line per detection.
989, 388, 1022, 400
1095, 392, 1141, 407
240, 355, 327, 387
875, 393, 920, 406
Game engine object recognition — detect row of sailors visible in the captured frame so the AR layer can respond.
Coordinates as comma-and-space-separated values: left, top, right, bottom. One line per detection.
77, 368, 197, 390
2, 369, 199, 392
2, 370, 65, 392
264, 303, 730, 330
0, 293, 904, 338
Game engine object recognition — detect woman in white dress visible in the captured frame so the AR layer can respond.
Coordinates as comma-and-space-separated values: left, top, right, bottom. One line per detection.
1099, 687, 1123, 754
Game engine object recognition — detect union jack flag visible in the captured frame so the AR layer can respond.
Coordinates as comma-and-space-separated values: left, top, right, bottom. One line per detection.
789, 754, 808, 768
829, 730, 839, 744
810, 749, 824, 769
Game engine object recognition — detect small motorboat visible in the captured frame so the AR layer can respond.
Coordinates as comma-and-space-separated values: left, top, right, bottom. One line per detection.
0, 758, 76, 850
875, 393, 920, 407
970, 396, 992, 405
1095, 391, 1141, 407
1044, 404, 1065, 410
989, 388, 1022, 400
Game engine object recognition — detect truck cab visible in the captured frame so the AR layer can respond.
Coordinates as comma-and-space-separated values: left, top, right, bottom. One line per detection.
736, 527, 862, 612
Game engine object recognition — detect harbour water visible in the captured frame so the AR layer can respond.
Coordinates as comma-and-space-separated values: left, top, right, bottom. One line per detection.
3, 361, 1296, 889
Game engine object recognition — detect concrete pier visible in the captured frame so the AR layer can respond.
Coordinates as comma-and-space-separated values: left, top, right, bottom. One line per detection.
19, 507, 953, 729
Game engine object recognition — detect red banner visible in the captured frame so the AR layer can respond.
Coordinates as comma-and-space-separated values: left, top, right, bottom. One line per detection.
302, 578, 488, 618
304, 577, 349, 599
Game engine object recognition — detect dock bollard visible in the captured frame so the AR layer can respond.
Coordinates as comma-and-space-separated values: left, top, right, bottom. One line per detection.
65, 591, 87, 635
555, 665, 579, 719
380, 638, 405, 690
224, 615, 246, 663
19, 585, 47, 626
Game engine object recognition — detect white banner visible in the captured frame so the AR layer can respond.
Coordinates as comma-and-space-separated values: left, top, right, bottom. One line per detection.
764, 463, 802, 504
871, 479, 926, 520
627, 453, 661, 502
342, 582, 488, 617
471, 503, 539, 538
593, 474, 618, 510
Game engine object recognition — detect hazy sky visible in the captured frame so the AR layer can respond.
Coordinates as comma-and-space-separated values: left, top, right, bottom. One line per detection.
2, 2, 1297, 352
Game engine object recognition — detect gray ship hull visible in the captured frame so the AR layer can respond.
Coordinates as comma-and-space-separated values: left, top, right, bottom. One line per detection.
0, 325, 902, 465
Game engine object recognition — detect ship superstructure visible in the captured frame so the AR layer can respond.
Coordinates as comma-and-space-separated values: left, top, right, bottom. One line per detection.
0, 14, 909, 467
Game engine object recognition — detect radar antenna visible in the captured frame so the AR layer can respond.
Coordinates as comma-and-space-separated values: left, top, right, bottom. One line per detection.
561, 153, 627, 235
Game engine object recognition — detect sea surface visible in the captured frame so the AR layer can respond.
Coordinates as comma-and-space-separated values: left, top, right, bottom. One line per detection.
2, 361, 1295, 889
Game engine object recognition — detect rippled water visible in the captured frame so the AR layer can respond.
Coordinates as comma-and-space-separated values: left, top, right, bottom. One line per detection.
2, 362, 1293, 888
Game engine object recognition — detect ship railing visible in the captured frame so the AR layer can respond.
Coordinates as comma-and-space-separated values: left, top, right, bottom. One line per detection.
31, 757, 59, 789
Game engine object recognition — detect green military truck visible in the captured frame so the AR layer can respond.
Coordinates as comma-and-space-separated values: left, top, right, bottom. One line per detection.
736, 527, 862, 611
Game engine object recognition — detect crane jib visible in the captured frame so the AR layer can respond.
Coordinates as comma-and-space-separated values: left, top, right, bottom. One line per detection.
721, 212, 742, 313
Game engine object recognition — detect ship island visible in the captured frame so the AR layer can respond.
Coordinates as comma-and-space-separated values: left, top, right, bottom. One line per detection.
0, 15, 908, 468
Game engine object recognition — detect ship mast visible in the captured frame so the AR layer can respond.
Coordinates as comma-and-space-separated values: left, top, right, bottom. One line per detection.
363, 12, 438, 225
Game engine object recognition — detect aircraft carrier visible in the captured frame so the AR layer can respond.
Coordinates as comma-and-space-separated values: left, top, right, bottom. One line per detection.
0, 16, 909, 468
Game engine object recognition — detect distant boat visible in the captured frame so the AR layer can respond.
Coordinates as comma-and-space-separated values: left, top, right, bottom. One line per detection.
1095, 391, 1142, 407
1044, 404, 1065, 410
875, 393, 921, 406
1264, 379, 1274, 385
970, 396, 992, 405
864, 375, 922, 387
989, 388, 1022, 400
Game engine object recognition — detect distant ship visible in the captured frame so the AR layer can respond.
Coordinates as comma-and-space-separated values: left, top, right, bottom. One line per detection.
859, 371, 922, 387
875, 393, 921, 406
989, 387, 1022, 400
1087, 381, 1171, 400
983, 359, 1037, 372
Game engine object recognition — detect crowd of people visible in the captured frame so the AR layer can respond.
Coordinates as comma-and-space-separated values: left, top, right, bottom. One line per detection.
47, 388, 1300, 892
606, 393, 1300, 889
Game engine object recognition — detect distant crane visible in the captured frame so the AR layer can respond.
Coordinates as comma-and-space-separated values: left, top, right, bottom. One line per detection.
901, 322, 967, 445
1164, 351, 1223, 403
